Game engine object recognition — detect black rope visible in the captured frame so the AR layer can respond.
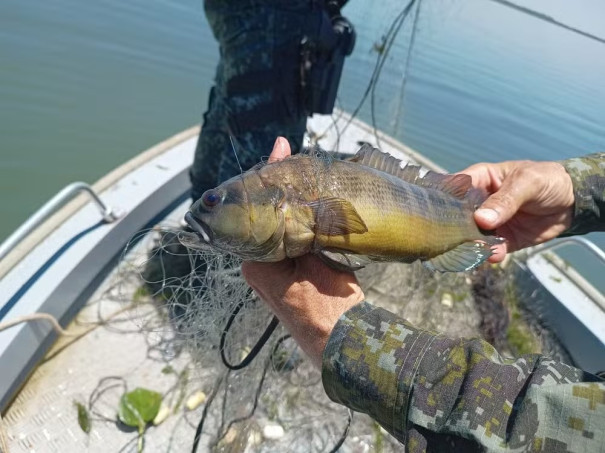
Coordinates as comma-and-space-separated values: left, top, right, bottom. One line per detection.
328, 410, 354, 453
214, 355, 273, 447
192, 290, 282, 451
191, 374, 225, 453
219, 298, 280, 370
488, 0, 605, 45
270, 333, 293, 371
196, 306, 356, 452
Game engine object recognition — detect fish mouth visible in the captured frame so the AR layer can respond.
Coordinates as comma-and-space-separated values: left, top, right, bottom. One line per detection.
184, 212, 212, 243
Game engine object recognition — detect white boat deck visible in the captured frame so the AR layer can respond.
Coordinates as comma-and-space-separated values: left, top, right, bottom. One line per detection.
1, 111, 602, 452
3, 255, 198, 453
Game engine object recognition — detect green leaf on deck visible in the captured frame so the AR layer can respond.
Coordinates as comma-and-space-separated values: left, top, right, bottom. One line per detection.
117, 388, 162, 433
74, 401, 91, 434
161, 365, 175, 374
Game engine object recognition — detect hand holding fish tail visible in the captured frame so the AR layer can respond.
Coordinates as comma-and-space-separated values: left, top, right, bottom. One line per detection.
461, 160, 574, 262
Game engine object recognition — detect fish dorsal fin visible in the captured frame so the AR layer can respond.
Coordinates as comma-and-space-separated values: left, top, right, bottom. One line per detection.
351, 144, 473, 200
421, 172, 473, 199
350, 144, 419, 180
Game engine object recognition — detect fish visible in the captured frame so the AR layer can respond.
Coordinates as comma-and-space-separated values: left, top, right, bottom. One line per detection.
183, 144, 502, 272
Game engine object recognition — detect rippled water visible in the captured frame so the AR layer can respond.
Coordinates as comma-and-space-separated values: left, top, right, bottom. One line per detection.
2, 0, 604, 257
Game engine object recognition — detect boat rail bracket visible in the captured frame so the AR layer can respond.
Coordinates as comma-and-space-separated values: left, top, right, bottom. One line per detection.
0, 181, 120, 262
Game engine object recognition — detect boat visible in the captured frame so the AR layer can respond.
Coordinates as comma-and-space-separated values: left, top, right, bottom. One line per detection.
1, 111, 603, 452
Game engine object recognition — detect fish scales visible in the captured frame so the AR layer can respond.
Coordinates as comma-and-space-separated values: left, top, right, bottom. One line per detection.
284, 158, 484, 259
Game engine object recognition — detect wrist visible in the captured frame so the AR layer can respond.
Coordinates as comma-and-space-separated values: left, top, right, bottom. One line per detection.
559, 153, 605, 235
279, 289, 364, 367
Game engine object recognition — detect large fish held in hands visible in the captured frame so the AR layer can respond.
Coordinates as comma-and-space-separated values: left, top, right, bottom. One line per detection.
184, 145, 502, 272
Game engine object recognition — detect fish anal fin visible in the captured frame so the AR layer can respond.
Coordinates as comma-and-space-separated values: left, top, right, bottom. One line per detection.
308, 198, 368, 236
424, 241, 493, 273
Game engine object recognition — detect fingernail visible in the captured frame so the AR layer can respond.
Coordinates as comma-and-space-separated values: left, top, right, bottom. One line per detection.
273, 137, 286, 155
476, 208, 499, 224
278, 137, 287, 151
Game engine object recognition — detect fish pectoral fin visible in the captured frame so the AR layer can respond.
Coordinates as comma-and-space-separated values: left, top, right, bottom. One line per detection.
318, 250, 371, 271
308, 198, 368, 236
423, 241, 493, 272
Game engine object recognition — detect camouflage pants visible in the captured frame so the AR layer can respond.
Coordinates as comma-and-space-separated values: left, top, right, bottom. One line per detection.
190, 0, 324, 201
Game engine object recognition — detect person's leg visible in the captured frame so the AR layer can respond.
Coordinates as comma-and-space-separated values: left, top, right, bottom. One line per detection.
190, 0, 321, 202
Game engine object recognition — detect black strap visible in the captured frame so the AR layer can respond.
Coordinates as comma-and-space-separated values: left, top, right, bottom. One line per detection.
220, 298, 280, 370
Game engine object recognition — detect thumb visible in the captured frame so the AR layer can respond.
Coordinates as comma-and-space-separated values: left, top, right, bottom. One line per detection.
268, 137, 291, 163
474, 175, 534, 229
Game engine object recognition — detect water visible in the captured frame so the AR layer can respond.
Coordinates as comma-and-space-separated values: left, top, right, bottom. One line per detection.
1, 0, 217, 242
2, 0, 604, 256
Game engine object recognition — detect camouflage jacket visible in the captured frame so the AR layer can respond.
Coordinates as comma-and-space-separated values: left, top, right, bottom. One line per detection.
560, 152, 605, 236
322, 153, 605, 452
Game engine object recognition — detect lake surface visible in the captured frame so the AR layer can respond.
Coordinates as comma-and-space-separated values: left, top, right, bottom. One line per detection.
2, 0, 604, 268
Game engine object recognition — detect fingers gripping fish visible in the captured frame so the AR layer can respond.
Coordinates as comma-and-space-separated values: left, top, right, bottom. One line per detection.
184, 144, 503, 272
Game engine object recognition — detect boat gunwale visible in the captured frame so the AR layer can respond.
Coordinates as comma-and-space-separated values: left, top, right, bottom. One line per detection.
0, 126, 200, 280
0, 127, 199, 412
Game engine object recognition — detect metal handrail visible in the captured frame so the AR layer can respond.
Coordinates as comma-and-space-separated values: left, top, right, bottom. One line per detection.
527, 236, 605, 262
0, 182, 119, 262
525, 237, 605, 311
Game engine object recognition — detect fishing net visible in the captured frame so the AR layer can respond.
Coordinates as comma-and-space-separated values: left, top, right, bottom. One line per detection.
105, 168, 572, 452
118, 224, 404, 452
91, 147, 569, 452
111, 217, 543, 452
94, 135, 574, 452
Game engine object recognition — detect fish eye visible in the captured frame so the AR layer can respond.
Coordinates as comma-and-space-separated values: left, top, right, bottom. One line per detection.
201, 190, 221, 208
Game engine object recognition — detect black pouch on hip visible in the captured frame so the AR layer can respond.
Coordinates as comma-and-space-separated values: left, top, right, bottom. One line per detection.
300, 1, 356, 115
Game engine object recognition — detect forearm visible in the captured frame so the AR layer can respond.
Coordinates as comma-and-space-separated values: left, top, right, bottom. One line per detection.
322, 302, 605, 452
559, 152, 605, 235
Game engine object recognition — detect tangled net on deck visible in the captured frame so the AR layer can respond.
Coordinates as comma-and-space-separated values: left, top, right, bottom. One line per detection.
117, 226, 388, 452
111, 221, 572, 452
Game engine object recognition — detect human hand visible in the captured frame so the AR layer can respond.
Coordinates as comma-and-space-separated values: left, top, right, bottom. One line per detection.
241, 137, 364, 367
461, 160, 575, 262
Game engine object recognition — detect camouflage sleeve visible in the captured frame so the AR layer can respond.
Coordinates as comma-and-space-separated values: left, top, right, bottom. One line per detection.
559, 152, 605, 236
322, 302, 605, 453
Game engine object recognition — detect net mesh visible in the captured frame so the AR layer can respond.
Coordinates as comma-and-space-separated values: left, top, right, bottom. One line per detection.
118, 227, 376, 451
101, 219, 573, 452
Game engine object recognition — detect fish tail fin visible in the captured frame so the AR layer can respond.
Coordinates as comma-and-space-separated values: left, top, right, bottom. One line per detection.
423, 240, 496, 273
